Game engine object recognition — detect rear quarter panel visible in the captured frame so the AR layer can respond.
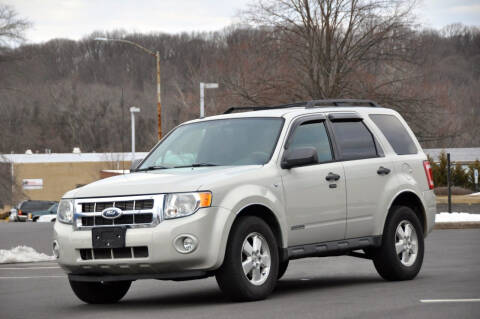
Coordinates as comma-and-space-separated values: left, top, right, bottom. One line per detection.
365, 110, 436, 236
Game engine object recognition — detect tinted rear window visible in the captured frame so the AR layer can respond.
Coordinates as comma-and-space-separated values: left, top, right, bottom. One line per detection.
331, 121, 378, 160
369, 114, 417, 155
20, 201, 56, 212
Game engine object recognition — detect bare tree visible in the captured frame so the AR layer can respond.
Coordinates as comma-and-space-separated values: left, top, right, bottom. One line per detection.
0, 4, 30, 46
244, 0, 418, 99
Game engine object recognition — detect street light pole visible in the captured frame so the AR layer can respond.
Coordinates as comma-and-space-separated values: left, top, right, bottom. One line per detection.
130, 106, 140, 161
95, 37, 162, 139
200, 82, 219, 118
156, 51, 162, 139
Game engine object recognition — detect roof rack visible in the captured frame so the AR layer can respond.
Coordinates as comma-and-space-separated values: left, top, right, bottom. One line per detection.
223, 102, 308, 114
223, 99, 380, 114
305, 99, 380, 108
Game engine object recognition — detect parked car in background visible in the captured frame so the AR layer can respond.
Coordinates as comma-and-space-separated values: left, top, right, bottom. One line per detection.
33, 203, 58, 222
11, 200, 57, 222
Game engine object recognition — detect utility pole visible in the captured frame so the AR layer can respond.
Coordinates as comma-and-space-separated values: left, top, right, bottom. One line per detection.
156, 51, 162, 139
475, 169, 479, 192
200, 82, 219, 118
447, 153, 452, 213
95, 37, 162, 139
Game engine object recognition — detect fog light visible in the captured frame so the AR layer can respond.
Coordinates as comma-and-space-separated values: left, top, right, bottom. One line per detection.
173, 235, 198, 254
52, 240, 60, 258
183, 237, 194, 251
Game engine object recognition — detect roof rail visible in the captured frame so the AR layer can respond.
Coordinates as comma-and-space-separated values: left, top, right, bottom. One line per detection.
222, 99, 380, 114
223, 102, 308, 114
305, 99, 380, 108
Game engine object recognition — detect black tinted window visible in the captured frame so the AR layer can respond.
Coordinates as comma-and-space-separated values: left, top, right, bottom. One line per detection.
369, 114, 417, 155
289, 121, 333, 163
20, 201, 56, 212
331, 121, 377, 160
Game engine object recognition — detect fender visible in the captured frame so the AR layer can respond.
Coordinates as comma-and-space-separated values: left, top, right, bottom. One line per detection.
210, 183, 288, 269
378, 188, 428, 235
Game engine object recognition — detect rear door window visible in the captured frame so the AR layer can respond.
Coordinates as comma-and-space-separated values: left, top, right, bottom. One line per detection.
369, 114, 417, 155
330, 121, 378, 160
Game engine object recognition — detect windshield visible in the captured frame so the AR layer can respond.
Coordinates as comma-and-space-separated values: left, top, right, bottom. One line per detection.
139, 118, 284, 169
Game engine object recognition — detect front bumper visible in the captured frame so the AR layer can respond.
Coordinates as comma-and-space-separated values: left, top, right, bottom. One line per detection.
16, 215, 27, 222
54, 206, 233, 276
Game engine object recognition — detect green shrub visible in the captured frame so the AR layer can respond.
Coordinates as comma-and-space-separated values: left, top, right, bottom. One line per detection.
429, 150, 479, 191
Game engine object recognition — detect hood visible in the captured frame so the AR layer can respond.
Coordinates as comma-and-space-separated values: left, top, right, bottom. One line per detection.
63, 165, 262, 198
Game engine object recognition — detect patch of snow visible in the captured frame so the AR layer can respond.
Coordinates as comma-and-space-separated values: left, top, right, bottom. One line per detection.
468, 192, 480, 197
0, 246, 55, 264
436, 212, 480, 223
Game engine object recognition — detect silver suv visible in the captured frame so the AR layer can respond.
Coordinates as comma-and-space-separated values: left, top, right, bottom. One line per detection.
54, 99, 436, 304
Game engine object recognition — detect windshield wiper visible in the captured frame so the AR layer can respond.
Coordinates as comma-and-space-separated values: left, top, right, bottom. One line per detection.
135, 165, 170, 172
173, 163, 220, 168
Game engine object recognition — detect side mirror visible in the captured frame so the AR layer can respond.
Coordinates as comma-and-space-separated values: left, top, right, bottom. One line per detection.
130, 158, 144, 172
281, 147, 318, 169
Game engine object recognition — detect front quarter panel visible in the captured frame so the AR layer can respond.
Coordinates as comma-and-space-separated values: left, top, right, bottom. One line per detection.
208, 166, 288, 248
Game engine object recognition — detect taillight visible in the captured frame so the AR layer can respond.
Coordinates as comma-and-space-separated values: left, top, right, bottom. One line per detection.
18, 210, 22, 216
423, 160, 434, 190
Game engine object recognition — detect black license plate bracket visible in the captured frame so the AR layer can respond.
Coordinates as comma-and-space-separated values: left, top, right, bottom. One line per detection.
92, 227, 126, 249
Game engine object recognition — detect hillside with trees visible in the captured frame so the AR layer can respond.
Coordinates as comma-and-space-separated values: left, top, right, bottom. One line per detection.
0, 1, 479, 154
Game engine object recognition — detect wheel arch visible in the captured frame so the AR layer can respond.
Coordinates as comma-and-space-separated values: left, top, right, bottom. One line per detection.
228, 204, 287, 262
385, 191, 427, 235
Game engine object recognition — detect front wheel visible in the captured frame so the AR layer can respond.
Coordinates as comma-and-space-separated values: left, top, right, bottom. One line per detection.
216, 216, 279, 301
69, 279, 131, 304
372, 206, 424, 281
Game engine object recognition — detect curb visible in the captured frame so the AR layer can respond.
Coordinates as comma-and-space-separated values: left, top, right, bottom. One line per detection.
434, 222, 480, 230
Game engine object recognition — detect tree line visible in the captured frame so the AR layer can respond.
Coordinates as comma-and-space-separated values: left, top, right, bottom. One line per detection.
0, 1, 479, 156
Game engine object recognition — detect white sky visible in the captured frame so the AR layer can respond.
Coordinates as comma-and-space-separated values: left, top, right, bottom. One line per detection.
3, 0, 480, 44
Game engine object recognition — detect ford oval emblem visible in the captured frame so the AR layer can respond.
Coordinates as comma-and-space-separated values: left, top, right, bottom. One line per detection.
101, 207, 123, 219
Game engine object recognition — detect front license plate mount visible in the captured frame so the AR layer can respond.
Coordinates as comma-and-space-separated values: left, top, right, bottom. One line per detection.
92, 227, 126, 249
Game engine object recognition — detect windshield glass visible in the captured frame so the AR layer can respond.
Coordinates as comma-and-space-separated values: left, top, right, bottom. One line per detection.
139, 118, 284, 169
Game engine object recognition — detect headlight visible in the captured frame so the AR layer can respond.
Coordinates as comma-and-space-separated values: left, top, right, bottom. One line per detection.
57, 199, 74, 224
163, 192, 211, 219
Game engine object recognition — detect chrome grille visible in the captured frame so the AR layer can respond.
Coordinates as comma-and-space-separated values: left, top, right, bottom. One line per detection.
81, 213, 152, 226
81, 199, 153, 212
74, 195, 163, 230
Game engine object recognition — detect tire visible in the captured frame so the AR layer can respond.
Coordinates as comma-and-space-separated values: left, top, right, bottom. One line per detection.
216, 216, 279, 301
372, 206, 424, 281
277, 260, 289, 280
69, 279, 131, 304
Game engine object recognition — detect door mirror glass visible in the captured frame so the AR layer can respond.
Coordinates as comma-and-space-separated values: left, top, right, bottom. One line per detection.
281, 147, 318, 169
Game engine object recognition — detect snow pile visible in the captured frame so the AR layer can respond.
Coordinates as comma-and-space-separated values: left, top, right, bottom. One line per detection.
436, 212, 480, 223
0, 246, 55, 264
468, 192, 480, 197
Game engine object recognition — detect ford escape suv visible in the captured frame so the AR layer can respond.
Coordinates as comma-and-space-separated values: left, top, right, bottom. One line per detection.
54, 99, 436, 304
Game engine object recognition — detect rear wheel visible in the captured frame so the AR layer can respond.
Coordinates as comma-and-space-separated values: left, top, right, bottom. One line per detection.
372, 206, 424, 281
216, 216, 279, 301
69, 279, 131, 304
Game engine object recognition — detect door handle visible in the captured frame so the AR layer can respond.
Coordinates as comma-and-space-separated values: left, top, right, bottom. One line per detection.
377, 166, 391, 175
325, 172, 340, 181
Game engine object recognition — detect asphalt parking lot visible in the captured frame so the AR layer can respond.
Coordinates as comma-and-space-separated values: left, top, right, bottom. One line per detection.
0, 225, 479, 319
